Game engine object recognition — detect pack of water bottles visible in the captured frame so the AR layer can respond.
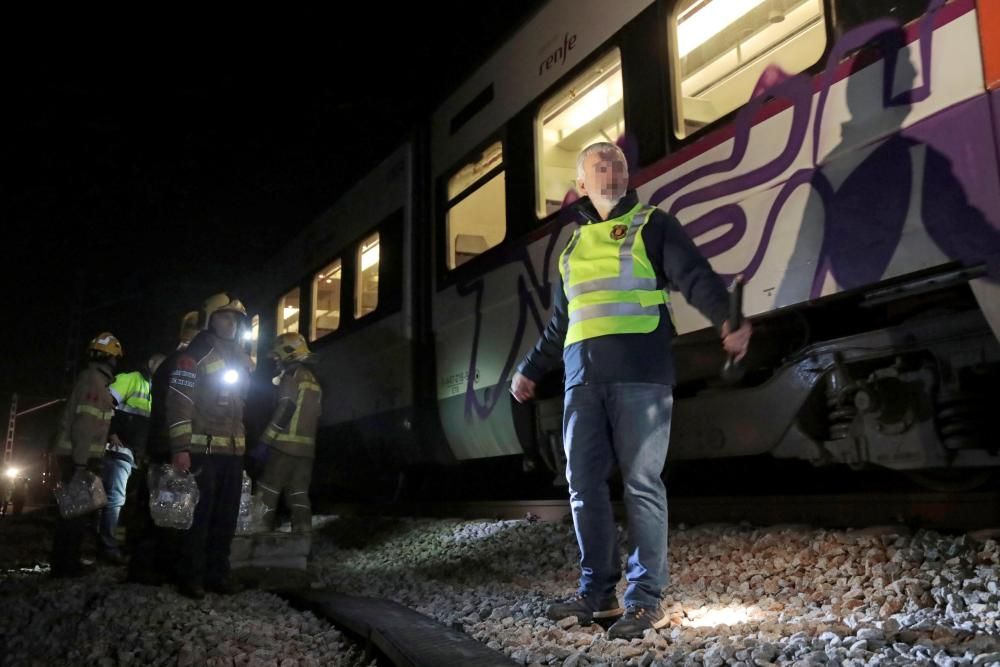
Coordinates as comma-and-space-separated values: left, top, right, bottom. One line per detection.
53, 469, 107, 519
236, 471, 254, 534
148, 464, 200, 530
236, 471, 270, 535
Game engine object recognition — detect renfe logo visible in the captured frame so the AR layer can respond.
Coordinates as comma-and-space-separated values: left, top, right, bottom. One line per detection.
538, 33, 577, 77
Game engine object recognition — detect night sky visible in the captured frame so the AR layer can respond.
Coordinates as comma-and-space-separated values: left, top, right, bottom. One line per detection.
3, 4, 546, 459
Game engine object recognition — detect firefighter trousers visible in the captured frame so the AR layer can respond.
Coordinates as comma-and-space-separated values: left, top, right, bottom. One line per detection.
177, 453, 242, 587
50, 456, 102, 575
255, 450, 313, 532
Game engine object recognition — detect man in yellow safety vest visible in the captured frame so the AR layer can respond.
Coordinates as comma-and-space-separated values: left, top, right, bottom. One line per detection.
511, 142, 752, 640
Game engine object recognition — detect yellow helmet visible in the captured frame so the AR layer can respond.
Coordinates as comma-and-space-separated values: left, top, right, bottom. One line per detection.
203, 292, 248, 325
88, 332, 123, 359
271, 332, 311, 363
179, 312, 200, 345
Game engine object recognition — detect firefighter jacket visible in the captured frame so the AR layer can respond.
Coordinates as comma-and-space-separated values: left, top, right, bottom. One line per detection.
260, 363, 322, 458
53, 362, 116, 465
165, 331, 253, 457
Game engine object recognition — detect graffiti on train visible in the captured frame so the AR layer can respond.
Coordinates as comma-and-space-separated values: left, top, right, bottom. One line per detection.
461, 0, 1000, 421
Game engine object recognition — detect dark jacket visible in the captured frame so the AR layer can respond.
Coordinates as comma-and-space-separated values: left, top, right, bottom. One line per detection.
516, 191, 730, 389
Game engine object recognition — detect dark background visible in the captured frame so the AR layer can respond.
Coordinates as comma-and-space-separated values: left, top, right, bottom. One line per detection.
3, 4, 546, 464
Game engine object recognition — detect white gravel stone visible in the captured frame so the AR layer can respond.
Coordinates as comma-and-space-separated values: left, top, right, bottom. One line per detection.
0, 567, 371, 666
6, 511, 1000, 666
298, 515, 1000, 667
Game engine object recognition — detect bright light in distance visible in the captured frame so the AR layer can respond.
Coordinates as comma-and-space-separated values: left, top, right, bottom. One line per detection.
4, 467, 19, 479
223, 370, 239, 385
242, 330, 254, 341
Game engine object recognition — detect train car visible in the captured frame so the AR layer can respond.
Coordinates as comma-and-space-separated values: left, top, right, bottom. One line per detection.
234, 0, 1000, 495
234, 145, 457, 493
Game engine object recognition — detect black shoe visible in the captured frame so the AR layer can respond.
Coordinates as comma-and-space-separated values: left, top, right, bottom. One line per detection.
178, 582, 206, 600
205, 577, 244, 595
545, 592, 624, 624
607, 605, 669, 640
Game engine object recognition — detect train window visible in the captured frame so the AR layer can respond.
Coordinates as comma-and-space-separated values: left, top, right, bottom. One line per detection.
445, 141, 506, 269
355, 233, 379, 319
536, 49, 624, 218
831, 0, 925, 40
277, 287, 301, 335
311, 258, 342, 340
669, 0, 827, 139
244, 314, 259, 365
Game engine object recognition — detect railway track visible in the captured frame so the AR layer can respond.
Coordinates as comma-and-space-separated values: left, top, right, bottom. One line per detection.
319, 491, 1000, 532
277, 492, 1000, 666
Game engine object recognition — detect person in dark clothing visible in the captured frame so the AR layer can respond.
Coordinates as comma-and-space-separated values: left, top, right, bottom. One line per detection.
166, 294, 253, 599
99, 353, 166, 564
49, 332, 123, 578
127, 332, 196, 585
511, 142, 752, 640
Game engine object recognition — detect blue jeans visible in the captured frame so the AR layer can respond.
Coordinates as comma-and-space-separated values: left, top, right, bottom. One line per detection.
563, 382, 673, 609
99, 455, 133, 553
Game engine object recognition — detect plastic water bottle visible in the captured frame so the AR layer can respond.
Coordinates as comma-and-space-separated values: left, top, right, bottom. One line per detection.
236, 471, 253, 535
148, 464, 200, 530
53, 469, 107, 518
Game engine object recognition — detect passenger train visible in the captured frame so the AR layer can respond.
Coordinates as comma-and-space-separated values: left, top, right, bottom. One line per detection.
213, 0, 1000, 494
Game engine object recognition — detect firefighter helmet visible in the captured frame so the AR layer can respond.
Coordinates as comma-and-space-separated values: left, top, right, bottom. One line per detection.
203, 292, 248, 325
271, 332, 311, 363
179, 314, 200, 345
88, 332, 123, 359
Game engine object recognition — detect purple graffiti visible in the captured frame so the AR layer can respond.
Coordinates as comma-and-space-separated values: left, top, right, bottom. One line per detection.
458, 0, 998, 419
648, 0, 981, 294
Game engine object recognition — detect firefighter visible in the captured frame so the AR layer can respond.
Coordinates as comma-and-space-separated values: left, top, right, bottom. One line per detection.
99, 353, 166, 564
166, 293, 253, 599
50, 332, 123, 578
250, 333, 322, 533
127, 324, 198, 585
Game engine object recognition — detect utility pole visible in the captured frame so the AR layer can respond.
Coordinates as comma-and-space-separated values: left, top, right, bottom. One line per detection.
4, 394, 65, 469
3, 394, 15, 467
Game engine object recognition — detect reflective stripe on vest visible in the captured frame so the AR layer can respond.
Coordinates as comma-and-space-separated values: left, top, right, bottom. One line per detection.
76, 404, 114, 421
189, 433, 246, 455
110, 372, 152, 417
273, 380, 320, 446
560, 203, 671, 346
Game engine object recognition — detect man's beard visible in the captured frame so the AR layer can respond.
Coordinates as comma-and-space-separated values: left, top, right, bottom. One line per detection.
591, 191, 623, 211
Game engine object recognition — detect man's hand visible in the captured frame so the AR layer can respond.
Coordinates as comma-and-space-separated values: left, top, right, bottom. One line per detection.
172, 451, 191, 473
109, 433, 124, 448
721, 319, 753, 362
510, 372, 537, 403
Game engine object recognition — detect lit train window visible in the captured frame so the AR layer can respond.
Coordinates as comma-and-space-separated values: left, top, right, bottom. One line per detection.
244, 314, 259, 365
355, 233, 379, 319
536, 49, 624, 218
312, 258, 342, 340
669, 0, 827, 139
445, 141, 506, 269
277, 287, 301, 335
